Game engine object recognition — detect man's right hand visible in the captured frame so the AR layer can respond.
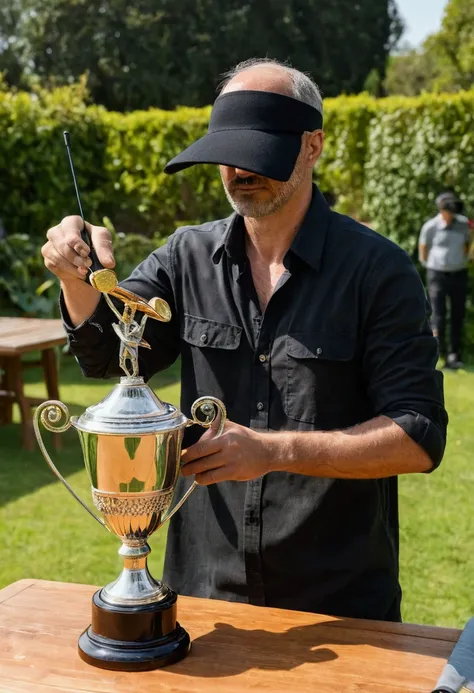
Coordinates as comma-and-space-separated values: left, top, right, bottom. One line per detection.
42, 215, 115, 281
42, 216, 116, 327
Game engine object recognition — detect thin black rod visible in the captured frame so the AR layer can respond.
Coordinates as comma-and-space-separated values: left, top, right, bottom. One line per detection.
62, 130, 103, 273
63, 131, 85, 221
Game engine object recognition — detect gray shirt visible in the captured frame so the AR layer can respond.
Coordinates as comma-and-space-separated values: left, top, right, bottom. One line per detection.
419, 213, 471, 272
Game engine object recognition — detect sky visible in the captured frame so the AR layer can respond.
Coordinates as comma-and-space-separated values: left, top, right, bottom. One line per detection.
396, 0, 448, 47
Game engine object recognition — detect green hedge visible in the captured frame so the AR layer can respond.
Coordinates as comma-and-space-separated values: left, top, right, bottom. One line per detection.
1, 83, 474, 347
0, 82, 111, 240
102, 107, 231, 235
364, 92, 474, 256
0, 84, 229, 241
317, 94, 377, 217
1, 83, 473, 249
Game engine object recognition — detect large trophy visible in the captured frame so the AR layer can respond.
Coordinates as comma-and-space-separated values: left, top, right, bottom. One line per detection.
34, 263, 226, 671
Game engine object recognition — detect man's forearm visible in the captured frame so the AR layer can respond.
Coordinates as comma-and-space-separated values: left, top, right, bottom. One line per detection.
61, 278, 101, 327
271, 416, 433, 479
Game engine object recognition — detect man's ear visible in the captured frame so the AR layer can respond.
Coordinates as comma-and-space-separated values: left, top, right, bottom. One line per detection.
304, 130, 324, 168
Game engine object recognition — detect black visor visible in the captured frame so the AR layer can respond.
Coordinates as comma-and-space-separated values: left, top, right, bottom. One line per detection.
164, 90, 323, 182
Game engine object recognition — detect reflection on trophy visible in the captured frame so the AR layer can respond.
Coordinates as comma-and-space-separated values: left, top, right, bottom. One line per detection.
33, 280, 226, 671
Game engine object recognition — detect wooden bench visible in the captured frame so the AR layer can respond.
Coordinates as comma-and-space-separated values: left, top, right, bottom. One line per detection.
0, 317, 67, 450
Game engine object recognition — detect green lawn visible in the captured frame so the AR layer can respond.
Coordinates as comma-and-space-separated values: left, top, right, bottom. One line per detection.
1, 356, 473, 628
0, 356, 180, 592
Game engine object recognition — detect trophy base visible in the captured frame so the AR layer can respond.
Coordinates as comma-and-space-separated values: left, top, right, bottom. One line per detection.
78, 588, 191, 671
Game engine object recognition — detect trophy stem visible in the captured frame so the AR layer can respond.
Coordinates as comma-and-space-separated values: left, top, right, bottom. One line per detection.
101, 542, 169, 607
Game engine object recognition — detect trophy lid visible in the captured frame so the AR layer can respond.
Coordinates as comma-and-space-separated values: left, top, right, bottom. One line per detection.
72, 376, 188, 435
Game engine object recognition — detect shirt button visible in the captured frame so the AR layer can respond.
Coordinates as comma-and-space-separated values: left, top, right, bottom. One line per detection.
316, 347, 322, 356
257, 402, 264, 411
258, 354, 267, 363
200, 334, 208, 344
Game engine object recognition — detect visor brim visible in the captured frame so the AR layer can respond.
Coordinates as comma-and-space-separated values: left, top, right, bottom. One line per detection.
164, 129, 302, 182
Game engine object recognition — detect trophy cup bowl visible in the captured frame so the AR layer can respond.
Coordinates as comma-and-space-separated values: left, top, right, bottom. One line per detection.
34, 377, 226, 671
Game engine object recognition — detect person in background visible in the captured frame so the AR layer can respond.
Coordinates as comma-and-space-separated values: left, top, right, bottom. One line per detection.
419, 192, 473, 369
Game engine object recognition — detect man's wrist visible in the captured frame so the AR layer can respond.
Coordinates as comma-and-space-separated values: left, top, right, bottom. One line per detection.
264, 431, 298, 474
60, 277, 102, 328
61, 276, 95, 291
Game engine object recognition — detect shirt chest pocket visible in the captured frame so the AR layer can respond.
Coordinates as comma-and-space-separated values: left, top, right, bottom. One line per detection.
285, 333, 357, 424
181, 314, 242, 401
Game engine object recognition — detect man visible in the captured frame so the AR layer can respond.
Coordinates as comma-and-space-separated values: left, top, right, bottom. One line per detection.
43, 58, 447, 622
419, 191, 472, 369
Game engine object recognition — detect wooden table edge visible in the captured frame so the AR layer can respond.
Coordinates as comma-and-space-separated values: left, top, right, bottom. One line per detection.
0, 337, 67, 356
0, 579, 39, 605
0, 578, 462, 645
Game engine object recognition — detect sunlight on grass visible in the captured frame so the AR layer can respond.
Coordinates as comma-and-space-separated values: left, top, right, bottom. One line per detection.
1, 356, 474, 628
399, 367, 474, 627
0, 357, 180, 591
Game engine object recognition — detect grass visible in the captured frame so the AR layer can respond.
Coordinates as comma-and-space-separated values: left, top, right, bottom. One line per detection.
399, 365, 474, 628
1, 355, 473, 629
0, 355, 180, 592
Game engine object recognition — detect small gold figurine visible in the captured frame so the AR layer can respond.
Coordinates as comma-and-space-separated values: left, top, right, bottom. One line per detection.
89, 269, 172, 323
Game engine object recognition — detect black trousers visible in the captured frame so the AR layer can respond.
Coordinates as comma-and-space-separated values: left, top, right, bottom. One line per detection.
426, 268, 468, 358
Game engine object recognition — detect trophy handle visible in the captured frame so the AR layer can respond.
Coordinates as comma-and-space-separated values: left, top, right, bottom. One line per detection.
33, 400, 106, 529
158, 397, 227, 526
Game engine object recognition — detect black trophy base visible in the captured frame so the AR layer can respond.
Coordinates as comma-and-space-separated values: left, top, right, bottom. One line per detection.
78, 588, 191, 671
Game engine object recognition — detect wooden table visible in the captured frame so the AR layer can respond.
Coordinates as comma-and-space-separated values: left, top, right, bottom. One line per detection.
0, 317, 67, 450
0, 579, 459, 692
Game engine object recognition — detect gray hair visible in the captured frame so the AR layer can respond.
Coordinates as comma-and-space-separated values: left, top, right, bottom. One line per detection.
218, 58, 323, 114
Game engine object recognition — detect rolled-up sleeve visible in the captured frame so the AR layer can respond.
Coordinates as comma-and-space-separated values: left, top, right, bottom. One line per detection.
362, 248, 448, 470
61, 240, 180, 381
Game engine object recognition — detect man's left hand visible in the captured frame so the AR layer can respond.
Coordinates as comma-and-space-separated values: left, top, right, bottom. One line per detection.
181, 421, 277, 485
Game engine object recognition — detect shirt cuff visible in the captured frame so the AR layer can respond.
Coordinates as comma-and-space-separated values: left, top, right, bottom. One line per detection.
59, 291, 120, 379
60, 291, 112, 340
387, 410, 446, 471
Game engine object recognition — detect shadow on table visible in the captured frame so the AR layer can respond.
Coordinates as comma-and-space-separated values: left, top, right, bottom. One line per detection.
170, 619, 452, 678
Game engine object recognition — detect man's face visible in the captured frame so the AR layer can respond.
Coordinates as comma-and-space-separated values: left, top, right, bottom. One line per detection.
219, 145, 307, 219
440, 209, 455, 226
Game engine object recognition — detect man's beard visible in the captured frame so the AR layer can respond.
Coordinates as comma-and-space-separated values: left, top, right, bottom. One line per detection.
221, 150, 306, 219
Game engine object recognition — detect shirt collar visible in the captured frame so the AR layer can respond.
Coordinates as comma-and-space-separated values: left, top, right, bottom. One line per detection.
289, 185, 330, 271
212, 184, 331, 272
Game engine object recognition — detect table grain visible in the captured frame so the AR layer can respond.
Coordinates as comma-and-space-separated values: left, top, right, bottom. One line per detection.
0, 579, 459, 693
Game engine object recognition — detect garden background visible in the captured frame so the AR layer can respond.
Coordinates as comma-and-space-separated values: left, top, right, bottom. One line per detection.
1, 83, 474, 347
1, 0, 474, 630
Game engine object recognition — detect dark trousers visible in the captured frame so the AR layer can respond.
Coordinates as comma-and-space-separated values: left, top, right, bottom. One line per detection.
427, 268, 468, 358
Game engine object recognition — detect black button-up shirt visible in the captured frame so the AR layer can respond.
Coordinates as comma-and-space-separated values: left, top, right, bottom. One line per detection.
64, 186, 447, 621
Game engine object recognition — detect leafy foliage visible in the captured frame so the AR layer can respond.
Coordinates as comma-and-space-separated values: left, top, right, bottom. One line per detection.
364, 91, 474, 254
0, 0, 403, 111
385, 50, 441, 97
0, 77, 111, 239
2, 84, 474, 356
425, 0, 474, 93
317, 94, 377, 217
385, 0, 474, 96
102, 107, 228, 236
0, 234, 58, 317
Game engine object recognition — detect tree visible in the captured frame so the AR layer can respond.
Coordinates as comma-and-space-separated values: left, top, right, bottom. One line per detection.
384, 50, 440, 96
384, 0, 474, 96
0, 0, 29, 89
424, 0, 474, 92
0, 0, 403, 111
